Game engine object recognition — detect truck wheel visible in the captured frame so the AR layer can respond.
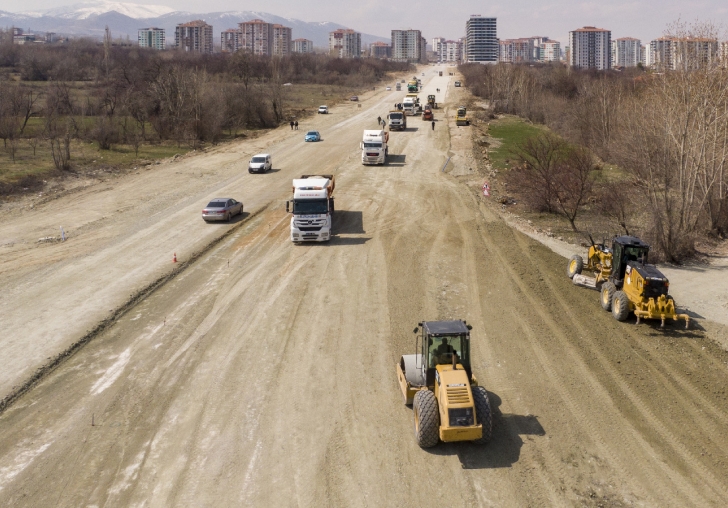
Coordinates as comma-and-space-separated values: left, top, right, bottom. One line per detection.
472, 386, 493, 445
612, 291, 630, 321
567, 255, 583, 279
413, 390, 439, 448
601, 282, 615, 311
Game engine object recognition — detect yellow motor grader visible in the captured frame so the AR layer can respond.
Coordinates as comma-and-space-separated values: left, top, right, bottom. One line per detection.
396, 320, 492, 448
567, 236, 689, 328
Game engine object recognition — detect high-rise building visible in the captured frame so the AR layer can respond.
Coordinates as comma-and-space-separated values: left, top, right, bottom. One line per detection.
440, 40, 462, 62
568, 26, 611, 70
221, 28, 238, 53
499, 38, 534, 63
650, 36, 720, 71
432, 37, 446, 59
273, 24, 292, 56
391, 29, 426, 63
465, 16, 497, 63
370, 41, 391, 58
175, 20, 213, 54
540, 39, 561, 62
612, 37, 641, 67
139, 27, 165, 50
329, 29, 361, 58
292, 38, 313, 53
235, 19, 292, 56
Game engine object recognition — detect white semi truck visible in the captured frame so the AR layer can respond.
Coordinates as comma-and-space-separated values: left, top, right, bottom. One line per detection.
403, 95, 421, 116
360, 130, 389, 165
286, 175, 335, 242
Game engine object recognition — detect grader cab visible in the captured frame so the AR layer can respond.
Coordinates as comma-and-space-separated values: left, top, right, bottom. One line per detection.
568, 236, 690, 328
396, 320, 492, 448
427, 95, 438, 109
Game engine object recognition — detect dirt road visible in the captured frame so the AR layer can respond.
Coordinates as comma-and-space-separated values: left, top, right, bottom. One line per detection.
1, 66, 727, 507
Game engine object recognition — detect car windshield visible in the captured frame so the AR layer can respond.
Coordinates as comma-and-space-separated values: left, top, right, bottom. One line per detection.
207, 201, 226, 208
251, 157, 266, 163
364, 142, 382, 148
293, 198, 328, 215
389, 113, 403, 119
319, 106, 326, 109
306, 131, 318, 136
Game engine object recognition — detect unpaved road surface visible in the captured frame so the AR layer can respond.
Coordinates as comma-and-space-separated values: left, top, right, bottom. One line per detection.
1, 65, 728, 507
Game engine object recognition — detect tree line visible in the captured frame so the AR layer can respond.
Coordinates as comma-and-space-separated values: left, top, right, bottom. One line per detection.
0, 33, 411, 177
461, 23, 728, 262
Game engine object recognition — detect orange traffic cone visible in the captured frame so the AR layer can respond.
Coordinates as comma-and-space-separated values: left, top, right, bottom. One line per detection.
173, 252, 177, 263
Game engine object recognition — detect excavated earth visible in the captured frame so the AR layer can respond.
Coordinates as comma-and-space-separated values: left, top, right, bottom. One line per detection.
0, 65, 727, 507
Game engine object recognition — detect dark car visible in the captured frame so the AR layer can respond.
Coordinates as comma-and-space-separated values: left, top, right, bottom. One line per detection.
350, 96, 359, 101
202, 198, 243, 222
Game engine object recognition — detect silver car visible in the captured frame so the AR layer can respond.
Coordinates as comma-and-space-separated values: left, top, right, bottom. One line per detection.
202, 198, 243, 222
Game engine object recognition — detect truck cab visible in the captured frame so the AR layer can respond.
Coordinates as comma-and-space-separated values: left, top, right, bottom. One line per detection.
286, 175, 335, 242
387, 110, 407, 131
360, 130, 389, 165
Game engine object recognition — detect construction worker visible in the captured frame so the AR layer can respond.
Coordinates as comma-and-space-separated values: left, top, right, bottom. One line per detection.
431, 120, 435, 131
290, 121, 294, 130
377, 115, 382, 125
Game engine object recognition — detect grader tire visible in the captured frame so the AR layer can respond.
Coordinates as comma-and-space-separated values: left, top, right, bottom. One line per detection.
567, 255, 584, 279
413, 391, 440, 448
472, 386, 493, 445
612, 291, 630, 321
601, 282, 616, 311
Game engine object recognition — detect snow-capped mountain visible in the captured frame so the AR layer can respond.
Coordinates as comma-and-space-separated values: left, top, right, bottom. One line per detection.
4, 2, 388, 48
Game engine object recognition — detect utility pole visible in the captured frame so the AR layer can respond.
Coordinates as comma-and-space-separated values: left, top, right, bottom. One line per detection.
103, 25, 111, 78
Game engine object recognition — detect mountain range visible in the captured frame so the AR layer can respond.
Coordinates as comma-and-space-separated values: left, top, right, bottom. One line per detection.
1, 1, 389, 48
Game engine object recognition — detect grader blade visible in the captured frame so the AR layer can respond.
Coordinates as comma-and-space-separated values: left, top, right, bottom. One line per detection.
572, 274, 598, 289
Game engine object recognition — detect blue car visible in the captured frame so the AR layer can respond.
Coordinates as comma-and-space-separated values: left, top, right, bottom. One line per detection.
305, 130, 321, 142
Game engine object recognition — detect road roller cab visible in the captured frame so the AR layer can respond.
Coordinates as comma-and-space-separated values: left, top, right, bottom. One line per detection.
395, 320, 493, 448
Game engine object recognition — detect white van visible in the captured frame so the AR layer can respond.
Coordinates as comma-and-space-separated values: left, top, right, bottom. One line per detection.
248, 154, 272, 173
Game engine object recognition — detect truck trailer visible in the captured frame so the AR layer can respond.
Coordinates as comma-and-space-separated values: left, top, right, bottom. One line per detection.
361, 130, 389, 165
286, 175, 335, 242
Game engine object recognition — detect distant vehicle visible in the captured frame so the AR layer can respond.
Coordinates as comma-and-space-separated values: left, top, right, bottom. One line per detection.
248, 154, 272, 173
202, 198, 243, 222
386, 86, 391, 91
396, 83, 401, 91
421, 72, 425, 76
305, 130, 321, 142
350, 96, 359, 101
454, 81, 461, 87
318, 105, 329, 114
401, 79, 406, 83
388, 110, 407, 131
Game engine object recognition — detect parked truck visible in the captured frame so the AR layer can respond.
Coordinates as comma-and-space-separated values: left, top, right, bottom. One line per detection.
388, 110, 407, 131
286, 175, 335, 242
361, 130, 389, 165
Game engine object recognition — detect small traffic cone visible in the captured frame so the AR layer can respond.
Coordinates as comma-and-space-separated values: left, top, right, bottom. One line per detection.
173, 252, 177, 263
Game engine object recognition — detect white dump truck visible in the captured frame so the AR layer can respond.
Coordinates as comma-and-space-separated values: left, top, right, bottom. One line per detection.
286, 175, 335, 242
403, 95, 421, 116
387, 110, 407, 131
360, 130, 389, 165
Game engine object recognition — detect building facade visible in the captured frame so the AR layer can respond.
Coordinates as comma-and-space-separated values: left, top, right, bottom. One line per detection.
292, 38, 313, 53
650, 36, 720, 71
540, 39, 561, 62
391, 29, 425, 63
175, 20, 213, 54
465, 16, 497, 63
432, 37, 446, 59
138, 27, 165, 50
272, 25, 292, 56
370, 41, 391, 58
499, 38, 534, 63
441, 40, 462, 62
569, 26, 611, 70
221, 28, 238, 53
329, 29, 361, 58
612, 37, 641, 67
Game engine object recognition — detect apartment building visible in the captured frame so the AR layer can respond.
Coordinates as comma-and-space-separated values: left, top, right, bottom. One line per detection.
568, 26, 611, 70
292, 38, 313, 53
612, 37, 641, 67
441, 40, 462, 62
272, 25, 292, 56
391, 29, 426, 63
370, 41, 391, 58
175, 20, 213, 54
432, 37, 445, 59
221, 28, 238, 53
138, 27, 165, 50
329, 29, 361, 58
499, 38, 534, 63
465, 16, 497, 63
540, 39, 561, 62
650, 36, 720, 71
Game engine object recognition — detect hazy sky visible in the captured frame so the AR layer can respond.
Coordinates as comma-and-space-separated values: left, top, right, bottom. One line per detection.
2, 0, 727, 45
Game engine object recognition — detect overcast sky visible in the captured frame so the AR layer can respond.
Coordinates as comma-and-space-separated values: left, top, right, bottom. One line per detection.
2, 0, 727, 45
